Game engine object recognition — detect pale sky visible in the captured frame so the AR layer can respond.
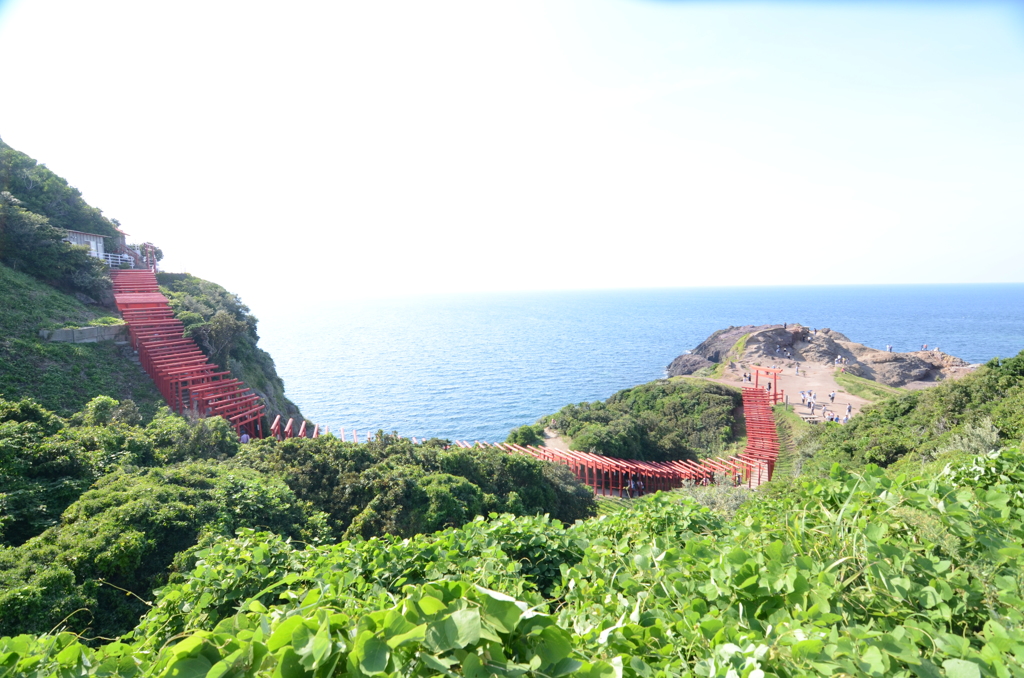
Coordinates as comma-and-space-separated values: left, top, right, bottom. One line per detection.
1, 0, 1022, 309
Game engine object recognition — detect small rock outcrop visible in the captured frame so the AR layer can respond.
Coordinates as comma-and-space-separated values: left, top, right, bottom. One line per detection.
666, 353, 713, 376
668, 324, 971, 387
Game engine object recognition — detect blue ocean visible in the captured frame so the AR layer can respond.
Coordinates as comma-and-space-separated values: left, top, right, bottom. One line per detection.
257, 284, 1024, 442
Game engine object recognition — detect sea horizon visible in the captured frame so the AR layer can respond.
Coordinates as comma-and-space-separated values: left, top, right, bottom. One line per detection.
256, 282, 1024, 442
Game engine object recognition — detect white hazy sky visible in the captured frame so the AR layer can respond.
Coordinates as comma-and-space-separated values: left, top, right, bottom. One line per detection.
1, 0, 1022, 308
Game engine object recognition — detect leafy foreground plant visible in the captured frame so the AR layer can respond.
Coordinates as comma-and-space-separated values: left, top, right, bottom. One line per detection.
6, 448, 1024, 677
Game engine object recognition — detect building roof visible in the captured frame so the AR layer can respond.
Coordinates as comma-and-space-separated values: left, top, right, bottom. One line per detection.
64, 229, 110, 238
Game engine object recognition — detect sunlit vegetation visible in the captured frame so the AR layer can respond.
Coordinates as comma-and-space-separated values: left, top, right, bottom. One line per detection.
537, 379, 741, 461
0, 396, 595, 639
156, 272, 303, 422
6, 446, 1024, 675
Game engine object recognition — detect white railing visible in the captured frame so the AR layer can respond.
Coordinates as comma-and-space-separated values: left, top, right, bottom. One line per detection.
102, 252, 136, 268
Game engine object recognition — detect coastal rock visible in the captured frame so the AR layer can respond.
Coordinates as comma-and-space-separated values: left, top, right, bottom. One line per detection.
690, 325, 765, 362
668, 323, 971, 388
666, 353, 713, 376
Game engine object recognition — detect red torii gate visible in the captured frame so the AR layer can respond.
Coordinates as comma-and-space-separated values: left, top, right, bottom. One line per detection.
751, 366, 784, 405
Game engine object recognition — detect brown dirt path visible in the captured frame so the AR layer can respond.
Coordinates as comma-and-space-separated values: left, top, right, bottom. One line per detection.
706, 359, 871, 424
542, 427, 570, 450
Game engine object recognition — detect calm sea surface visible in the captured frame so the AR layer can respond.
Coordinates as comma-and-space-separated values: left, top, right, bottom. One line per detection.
256, 285, 1024, 442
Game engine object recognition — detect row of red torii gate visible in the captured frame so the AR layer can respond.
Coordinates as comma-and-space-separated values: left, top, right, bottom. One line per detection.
111, 266, 784, 490
269, 385, 783, 491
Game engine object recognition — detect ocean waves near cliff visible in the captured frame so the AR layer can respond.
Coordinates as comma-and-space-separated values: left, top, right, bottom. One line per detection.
256, 284, 1024, 442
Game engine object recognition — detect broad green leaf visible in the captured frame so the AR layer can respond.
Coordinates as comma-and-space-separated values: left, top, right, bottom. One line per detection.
791, 639, 824, 658
536, 626, 573, 666
856, 645, 887, 677
161, 656, 211, 678
358, 637, 390, 675
386, 623, 426, 649
268, 617, 306, 652
292, 624, 317, 658
942, 659, 981, 678
420, 653, 457, 673
416, 595, 448, 617
699, 619, 724, 639
477, 589, 524, 634
574, 660, 618, 678
917, 587, 941, 609
424, 617, 460, 654
450, 609, 481, 648
311, 623, 331, 665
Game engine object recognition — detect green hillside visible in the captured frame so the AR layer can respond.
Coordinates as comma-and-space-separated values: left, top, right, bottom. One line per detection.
1, 136, 301, 426
0, 138, 121, 240
156, 272, 303, 423
523, 378, 743, 461
0, 396, 595, 639
0, 261, 164, 419
791, 353, 1024, 479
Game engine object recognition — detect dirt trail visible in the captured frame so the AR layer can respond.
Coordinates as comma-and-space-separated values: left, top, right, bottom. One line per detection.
542, 427, 570, 450
710, 359, 871, 424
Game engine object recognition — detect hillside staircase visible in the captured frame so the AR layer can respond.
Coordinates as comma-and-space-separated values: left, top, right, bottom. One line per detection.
109, 269, 265, 436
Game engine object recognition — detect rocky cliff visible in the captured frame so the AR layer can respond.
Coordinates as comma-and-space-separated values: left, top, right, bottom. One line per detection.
668, 324, 971, 388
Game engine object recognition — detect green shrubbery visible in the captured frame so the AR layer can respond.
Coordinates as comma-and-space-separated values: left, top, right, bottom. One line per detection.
8, 446, 1024, 676
232, 432, 595, 541
538, 379, 741, 461
506, 424, 544, 447
156, 272, 303, 422
0, 396, 597, 640
797, 350, 1024, 477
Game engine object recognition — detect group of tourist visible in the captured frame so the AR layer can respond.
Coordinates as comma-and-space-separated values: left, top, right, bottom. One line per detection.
799, 390, 850, 424
623, 476, 645, 499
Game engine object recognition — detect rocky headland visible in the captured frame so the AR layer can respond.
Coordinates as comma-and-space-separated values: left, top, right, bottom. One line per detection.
668, 324, 972, 389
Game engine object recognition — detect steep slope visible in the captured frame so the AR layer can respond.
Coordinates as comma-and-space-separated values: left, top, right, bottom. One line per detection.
156, 272, 303, 423
0, 261, 163, 419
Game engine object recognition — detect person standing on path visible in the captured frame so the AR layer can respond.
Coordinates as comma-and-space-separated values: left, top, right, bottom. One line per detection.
847, 403, 852, 415
829, 391, 835, 403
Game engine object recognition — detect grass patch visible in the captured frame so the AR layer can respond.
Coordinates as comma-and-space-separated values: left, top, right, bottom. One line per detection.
694, 334, 751, 379
0, 262, 163, 420
672, 484, 752, 518
773, 402, 811, 434
595, 495, 632, 515
835, 371, 904, 402
731, 333, 750, 359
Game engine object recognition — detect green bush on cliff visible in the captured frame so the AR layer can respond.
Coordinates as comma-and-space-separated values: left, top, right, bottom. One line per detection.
540, 379, 741, 461
0, 397, 596, 639
797, 348, 1024, 477
0, 462, 309, 639
506, 423, 544, 447
156, 272, 302, 422
0, 200, 111, 297
232, 432, 595, 541
0, 139, 121, 239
